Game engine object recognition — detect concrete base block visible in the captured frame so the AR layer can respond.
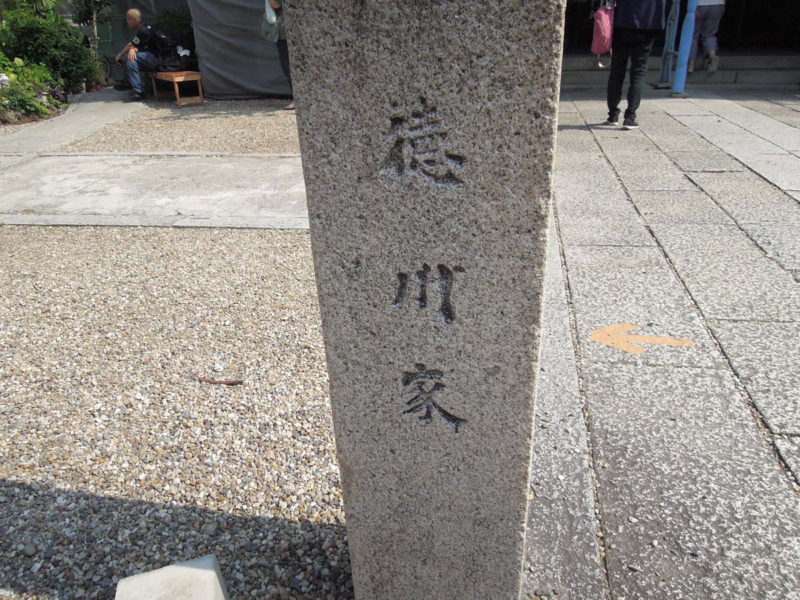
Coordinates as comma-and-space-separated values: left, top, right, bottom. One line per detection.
115, 555, 229, 600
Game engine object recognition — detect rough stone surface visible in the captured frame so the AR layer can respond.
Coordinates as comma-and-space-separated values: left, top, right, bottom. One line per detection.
285, 2, 566, 598
115, 554, 230, 600
584, 363, 800, 600
524, 213, 607, 599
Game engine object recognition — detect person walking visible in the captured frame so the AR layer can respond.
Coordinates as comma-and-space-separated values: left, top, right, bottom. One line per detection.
689, 0, 726, 73
605, 0, 668, 130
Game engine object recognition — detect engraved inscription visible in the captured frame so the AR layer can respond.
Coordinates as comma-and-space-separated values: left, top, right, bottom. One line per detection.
401, 364, 466, 432
392, 264, 464, 323
381, 97, 466, 185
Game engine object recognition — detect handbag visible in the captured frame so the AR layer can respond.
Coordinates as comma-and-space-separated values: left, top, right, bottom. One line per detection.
591, 1, 615, 68
260, 0, 281, 43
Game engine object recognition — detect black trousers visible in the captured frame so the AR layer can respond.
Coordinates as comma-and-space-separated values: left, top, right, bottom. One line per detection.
276, 39, 292, 93
607, 28, 659, 120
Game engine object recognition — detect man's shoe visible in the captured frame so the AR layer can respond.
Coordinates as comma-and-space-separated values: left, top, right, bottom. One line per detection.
113, 80, 131, 91
708, 55, 719, 73
127, 91, 146, 102
622, 117, 639, 130
605, 110, 620, 126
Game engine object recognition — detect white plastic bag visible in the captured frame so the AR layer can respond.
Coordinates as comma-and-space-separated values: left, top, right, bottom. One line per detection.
265, 1, 277, 24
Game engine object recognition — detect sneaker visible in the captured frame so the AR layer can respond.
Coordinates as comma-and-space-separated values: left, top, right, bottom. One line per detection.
605, 110, 620, 126
708, 55, 719, 73
126, 91, 146, 102
622, 117, 639, 130
283, 101, 295, 111
113, 80, 131, 91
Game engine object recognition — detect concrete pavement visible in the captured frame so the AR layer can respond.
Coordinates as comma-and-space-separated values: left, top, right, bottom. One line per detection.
0, 89, 308, 229
2, 86, 800, 598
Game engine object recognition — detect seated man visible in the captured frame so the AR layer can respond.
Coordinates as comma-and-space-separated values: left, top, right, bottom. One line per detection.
114, 9, 158, 101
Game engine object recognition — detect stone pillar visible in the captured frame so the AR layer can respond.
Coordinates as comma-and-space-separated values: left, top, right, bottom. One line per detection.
285, 2, 566, 598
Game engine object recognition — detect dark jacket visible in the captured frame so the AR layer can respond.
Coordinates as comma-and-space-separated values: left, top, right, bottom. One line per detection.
132, 24, 157, 53
614, 0, 667, 30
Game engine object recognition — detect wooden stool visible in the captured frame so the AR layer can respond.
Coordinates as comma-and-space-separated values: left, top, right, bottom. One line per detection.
151, 71, 204, 107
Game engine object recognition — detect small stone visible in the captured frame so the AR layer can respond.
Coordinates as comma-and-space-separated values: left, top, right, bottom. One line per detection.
22, 543, 37, 557
201, 522, 218, 536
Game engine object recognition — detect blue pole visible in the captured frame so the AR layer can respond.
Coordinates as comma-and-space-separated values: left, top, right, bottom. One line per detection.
672, 0, 698, 95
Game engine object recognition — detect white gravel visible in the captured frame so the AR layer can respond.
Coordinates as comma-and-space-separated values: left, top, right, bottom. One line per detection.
0, 221, 351, 595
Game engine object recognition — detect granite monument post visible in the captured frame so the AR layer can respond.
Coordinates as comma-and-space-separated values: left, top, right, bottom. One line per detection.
284, 2, 567, 598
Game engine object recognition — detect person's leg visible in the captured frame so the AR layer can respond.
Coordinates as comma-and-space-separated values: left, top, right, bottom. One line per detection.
276, 39, 294, 109
689, 6, 703, 65
623, 30, 657, 125
276, 39, 292, 91
126, 51, 158, 94
702, 4, 725, 71
607, 28, 633, 123
689, 6, 706, 67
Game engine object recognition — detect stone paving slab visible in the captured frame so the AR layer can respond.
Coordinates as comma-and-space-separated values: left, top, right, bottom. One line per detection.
651, 224, 800, 321
670, 114, 749, 139
524, 213, 607, 600
115, 554, 229, 600
557, 215, 656, 248
601, 146, 697, 191
708, 319, 800, 435
698, 133, 789, 155
741, 222, 800, 270
0, 155, 32, 170
664, 149, 744, 173
561, 245, 725, 369
696, 99, 800, 152
738, 153, 800, 191
776, 437, 800, 483
0, 155, 308, 228
583, 362, 800, 600
740, 99, 800, 129
628, 190, 732, 225
688, 171, 800, 222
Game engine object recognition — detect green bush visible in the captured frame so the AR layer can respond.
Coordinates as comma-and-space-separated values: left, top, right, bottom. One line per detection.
0, 50, 66, 122
0, 8, 99, 92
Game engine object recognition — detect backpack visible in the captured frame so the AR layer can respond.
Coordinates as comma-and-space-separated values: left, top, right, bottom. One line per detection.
154, 29, 189, 72
591, 1, 615, 68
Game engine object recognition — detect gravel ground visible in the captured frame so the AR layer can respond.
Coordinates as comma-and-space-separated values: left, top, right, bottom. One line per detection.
0, 226, 352, 599
60, 98, 301, 155
1, 93, 354, 598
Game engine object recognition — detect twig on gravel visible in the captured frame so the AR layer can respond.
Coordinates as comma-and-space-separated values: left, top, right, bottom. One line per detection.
193, 374, 244, 386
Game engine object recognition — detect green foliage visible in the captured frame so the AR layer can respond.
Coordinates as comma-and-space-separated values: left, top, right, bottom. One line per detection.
0, 50, 66, 122
2, 0, 63, 18
70, 0, 115, 27
2, 84, 51, 116
0, 7, 99, 92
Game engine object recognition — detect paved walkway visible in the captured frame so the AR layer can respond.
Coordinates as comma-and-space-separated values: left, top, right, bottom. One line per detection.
2, 86, 800, 598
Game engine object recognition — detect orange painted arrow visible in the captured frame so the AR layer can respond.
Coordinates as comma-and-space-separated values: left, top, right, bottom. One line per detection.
590, 323, 694, 355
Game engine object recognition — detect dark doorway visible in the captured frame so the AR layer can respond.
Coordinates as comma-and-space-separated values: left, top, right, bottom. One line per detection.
563, 0, 800, 54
